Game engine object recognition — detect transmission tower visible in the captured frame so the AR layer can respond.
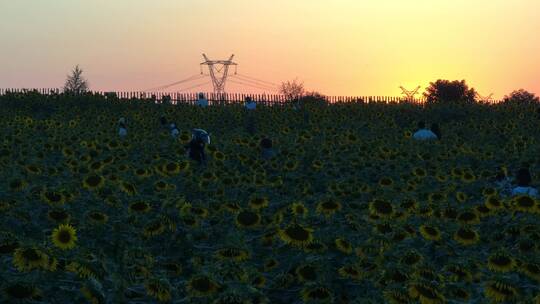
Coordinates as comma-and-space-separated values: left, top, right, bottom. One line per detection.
200, 54, 238, 94
476, 92, 494, 103
400, 86, 421, 100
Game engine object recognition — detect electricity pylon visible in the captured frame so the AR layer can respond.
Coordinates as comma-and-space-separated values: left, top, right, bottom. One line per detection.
400, 86, 421, 100
200, 54, 238, 94
476, 92, 494, 103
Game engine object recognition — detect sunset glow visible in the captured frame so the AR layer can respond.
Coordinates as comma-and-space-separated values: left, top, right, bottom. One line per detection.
1, 0, 539, 98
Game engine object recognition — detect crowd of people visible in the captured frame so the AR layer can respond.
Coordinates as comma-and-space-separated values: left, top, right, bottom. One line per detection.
116, 97, 538, 198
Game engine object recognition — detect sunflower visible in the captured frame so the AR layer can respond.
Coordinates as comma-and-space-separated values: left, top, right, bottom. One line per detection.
370, 199, 394, 218
296, 264, 318, 282
162, 262, 182, 276
453, 227, 480, 245
487, 252, 516, 272
338, 265, 362, 280
145, 278, 172, 302
419, 225, 441, 241
235, 210, 261, 228
379, 177, 394, 187
400, 199, 418, 211
456, 210, 480, 225
263, 258, 279, 271
316, 198, 342, 217
461, 172, 477, 183
485, 196, 504, 211
428, 192, 447, 204
129, 201, 151, 213
154, 180, 168, 192
454, 191, 468, 203
520, 262, 540, 282
222, 202, 241, 213
512, 195, 537, 213
13, 247, 49, 271
251, 275, 266, 288
484, 280, 518, 303
482, 187, 498, 197
301, 286, 333, 303
412, 167, 427, 178
335, 238, 353, 254
303, 241, 328, 254
214, 247, 250, 262
8, 178, 27, 192
282, 159, 298, 171
40, 190, 66, 206
408, 282, 445, 304
400, 250, 423, 266
119, 181, 137, 195
475, 204, 492, 217
25, 164, 42, 175
3, 283, 41, 302
290, 202, 309, 218
87, 211, 108, 224
47, 209, 71, 223
248, 196, 269, 210
82, 174, 105, 190
143, 221, 166, 238
213, 151, 225, 161
186, 275, 220, 297
278, 224, 314, 247
312, 160, 323, 170
383, 289, 412, 304
51, 224, 77, 250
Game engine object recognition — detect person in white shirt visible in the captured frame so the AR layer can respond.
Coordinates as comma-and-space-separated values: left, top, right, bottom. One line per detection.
511, 168, 539, 198
245, 96, 256, 110
196, 93, 208, 108
118, 117, 127, 138
413, 121, 438, 141
170, 123, 179, 138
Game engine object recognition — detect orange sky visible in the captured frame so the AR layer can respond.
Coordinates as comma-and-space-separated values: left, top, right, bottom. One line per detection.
0, 0, 539, 98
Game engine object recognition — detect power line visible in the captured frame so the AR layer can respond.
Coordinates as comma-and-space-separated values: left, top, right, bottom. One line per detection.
177, 81, 212, 92
143, 74, 205, 91
228, 79, 278, 92
235, 73, 279, 87
229, 75, 277, 90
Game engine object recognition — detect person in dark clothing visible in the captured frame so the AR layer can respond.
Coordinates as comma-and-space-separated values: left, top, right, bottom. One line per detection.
512, 167, 539, 197
430, 123, 441, 140
260, 138, 276, 160
160, 116, 168, 128
186, 137, 206, 164
185, 129, 210, 164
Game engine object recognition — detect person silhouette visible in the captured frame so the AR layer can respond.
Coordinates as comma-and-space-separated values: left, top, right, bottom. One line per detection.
413, 121, 438, 141
185, 129, 210, 165
511, 168, 539, 197
118, 117, 127, 138
170, 123, 180, 138
260, 138, 276, 160
430, 123, 441, 140
196, 93, 209, 108
245, 96, 257, 110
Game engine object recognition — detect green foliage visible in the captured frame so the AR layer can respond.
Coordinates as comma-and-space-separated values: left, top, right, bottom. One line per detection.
423, 79, 477, 104
503, 89, 539, 104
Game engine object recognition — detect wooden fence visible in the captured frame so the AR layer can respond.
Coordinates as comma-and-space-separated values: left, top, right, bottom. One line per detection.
3, 88, 500, 105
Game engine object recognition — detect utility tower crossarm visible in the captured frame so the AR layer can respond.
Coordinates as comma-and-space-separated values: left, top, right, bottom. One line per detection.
200, 54, 238, 94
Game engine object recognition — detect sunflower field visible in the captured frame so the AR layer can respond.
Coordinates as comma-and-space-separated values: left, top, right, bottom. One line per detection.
1, 91, 540, 303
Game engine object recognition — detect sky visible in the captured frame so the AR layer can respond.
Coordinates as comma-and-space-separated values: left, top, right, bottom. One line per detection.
0, 0, 539, 98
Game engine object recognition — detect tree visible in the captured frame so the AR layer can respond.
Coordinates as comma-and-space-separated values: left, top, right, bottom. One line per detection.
502, 89, 539, 104
423, 79, 476, 103
279, 78, 305, 101
64, 65, 89, 94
